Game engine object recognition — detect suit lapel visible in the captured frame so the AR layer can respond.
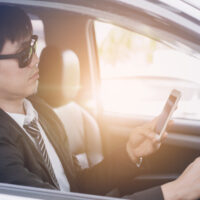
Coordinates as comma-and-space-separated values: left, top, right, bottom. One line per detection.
0, 110, 54, 185
29, 96, 79, 191
0, 103, 78, 191
38, 113, 78, 191
8, 116, 53, 179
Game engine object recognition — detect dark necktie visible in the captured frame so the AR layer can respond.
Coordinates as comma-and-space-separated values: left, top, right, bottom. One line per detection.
23, 119, 60, 189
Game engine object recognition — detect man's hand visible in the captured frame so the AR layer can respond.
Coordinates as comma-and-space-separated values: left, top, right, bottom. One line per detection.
126, 118, 167, 163
162, 157, 200, 200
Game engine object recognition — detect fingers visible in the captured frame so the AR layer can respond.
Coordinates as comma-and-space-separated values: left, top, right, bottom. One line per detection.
126, 143, 138, 162
129, 122, 167, 147
127, 119, 168, 159
168, 119, 174, 127
141, 130, 160, 142
132, 139, 161, 157
160, 131, 168, 142
128, 130, 162, 156
128, 129, 145, 148
140, 128, 167, 144
143, 117, 159, 130
145, 117, 169, 142
150, 116, 174, 132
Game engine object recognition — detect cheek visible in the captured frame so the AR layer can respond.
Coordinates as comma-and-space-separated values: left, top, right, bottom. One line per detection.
0, 59, 18, 73
0, 60, 27, 86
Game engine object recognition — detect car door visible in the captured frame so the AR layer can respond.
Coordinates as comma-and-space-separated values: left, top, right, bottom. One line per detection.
88, 3, 200, 195
0, 182, 122, 200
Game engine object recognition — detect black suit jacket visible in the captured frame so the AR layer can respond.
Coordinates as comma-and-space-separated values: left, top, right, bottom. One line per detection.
0, 96, 163, 199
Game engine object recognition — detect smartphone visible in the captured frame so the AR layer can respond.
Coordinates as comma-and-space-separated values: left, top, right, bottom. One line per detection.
155, 89, 181, 138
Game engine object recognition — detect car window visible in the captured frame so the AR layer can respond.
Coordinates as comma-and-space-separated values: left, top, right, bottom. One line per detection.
31, 19, 46, 57
94, 21, 200, 120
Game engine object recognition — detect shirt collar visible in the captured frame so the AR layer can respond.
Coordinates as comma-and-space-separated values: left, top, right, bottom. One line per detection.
6, 99, 38, 127
6, 112, 25, 128
23, 98, 38, 125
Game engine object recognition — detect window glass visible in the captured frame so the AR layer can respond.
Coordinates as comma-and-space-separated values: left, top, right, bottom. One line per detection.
31, 19, 46, 57
94, 21, 200, 120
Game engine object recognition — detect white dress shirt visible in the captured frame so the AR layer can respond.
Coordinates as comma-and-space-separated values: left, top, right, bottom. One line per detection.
7, 99, 70, 192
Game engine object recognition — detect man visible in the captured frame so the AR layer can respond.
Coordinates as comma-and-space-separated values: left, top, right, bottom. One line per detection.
0, 4, 200, 200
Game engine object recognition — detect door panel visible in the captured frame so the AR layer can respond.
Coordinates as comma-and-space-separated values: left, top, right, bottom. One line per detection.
99, 113, 200, 193
93, 19, 200, 194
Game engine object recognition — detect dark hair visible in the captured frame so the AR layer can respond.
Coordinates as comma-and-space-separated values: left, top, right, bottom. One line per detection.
0, 4, 33, 52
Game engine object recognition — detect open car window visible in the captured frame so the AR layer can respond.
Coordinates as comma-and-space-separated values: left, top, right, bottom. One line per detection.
31, 18, 46, 57
94, 21, 200, 120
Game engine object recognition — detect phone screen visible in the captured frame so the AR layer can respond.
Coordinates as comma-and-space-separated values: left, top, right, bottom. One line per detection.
155, 94, 178, 135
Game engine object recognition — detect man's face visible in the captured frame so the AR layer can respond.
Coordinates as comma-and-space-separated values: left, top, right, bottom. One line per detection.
0, 37, 39, 100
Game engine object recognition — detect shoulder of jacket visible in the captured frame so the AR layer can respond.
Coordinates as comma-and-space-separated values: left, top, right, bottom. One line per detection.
0, 109, 23, 143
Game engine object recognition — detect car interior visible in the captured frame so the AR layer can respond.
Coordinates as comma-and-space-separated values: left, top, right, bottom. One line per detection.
0, 1, 200, 199
37, 45, 104, 169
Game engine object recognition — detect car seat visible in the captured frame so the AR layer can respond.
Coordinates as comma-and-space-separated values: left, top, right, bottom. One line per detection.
37, 46, 103, 169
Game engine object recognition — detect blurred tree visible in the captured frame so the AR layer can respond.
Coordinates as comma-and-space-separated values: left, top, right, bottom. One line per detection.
98, 24, 158, 67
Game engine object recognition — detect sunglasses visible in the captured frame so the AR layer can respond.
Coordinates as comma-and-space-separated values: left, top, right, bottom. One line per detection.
0, 35, 38, 68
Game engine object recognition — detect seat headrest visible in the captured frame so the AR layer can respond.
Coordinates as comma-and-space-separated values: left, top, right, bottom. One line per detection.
38, 46, 64, 107
38, 46, 80, 108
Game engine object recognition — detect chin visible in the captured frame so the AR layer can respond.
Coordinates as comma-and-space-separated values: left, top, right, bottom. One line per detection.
26, 80, 39, 97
